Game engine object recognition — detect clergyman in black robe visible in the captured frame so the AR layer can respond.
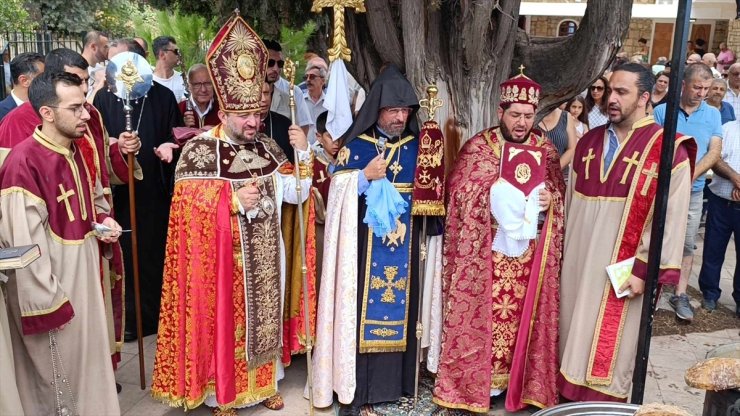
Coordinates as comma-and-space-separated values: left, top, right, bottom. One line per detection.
94, 80, 183, 339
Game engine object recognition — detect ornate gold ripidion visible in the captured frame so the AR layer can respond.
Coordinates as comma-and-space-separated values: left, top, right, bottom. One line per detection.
311, 0, 366, 62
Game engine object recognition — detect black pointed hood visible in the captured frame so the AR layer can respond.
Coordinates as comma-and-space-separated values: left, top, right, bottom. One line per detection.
342, 64, 420, 143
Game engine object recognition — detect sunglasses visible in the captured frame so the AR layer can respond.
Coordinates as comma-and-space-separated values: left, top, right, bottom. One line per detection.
164, 48, 180, 56
590, 85, 605, 91
268, 59, 285, 69
303, 73, 324, 81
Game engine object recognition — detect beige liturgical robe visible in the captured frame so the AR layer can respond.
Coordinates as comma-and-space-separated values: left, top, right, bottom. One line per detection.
0, 131, 119, 415
559, 120, 694, 401
0, 281, 23, 415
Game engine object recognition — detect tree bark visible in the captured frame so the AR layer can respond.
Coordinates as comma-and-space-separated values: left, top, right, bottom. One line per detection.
338, 0, 632, 138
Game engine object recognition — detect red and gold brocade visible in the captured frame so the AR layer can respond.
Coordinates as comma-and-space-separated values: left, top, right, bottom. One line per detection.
151, 179, 277, 409
433, 128, 565, 413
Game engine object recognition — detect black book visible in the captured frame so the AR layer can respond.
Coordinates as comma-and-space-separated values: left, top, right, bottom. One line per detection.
0, 244, 41, 270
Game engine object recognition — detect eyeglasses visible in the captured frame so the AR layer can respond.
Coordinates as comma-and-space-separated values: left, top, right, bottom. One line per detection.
190, 82, 213, 90
163, 48, 180, 56
303, 73, 324, 81
382, 107, 412, 116
47, 104, 87, 117
267, 59, 284, 69
590, 85, 605, 92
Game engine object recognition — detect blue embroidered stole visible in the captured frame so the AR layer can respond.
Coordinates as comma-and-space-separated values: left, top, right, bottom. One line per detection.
334, 133, 418, 353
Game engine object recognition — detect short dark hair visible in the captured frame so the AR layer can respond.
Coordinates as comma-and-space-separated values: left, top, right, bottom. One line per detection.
684, 62, 713, 82
316, 111, 328, 135
45, 48, 88, 74
262, 39, 282, 52
153, 35, 176, 58
10, 52, 45, 85
638, 38, 647, 44
110, 38, 146, 58
612, 62, 655, 96
29, 72, 83, 116
83, 30, 107, 48
695, 38, 705, 47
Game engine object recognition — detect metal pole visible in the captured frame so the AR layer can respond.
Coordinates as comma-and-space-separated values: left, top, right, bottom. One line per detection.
630, 0, 692, 404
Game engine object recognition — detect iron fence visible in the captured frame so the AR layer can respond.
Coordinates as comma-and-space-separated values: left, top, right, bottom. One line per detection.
1, 30, 82, 99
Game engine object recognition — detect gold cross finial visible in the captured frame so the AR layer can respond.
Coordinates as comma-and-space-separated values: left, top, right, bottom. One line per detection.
519, 65, 526, 75
419, 85, 443, 121
312, 0, 366, 62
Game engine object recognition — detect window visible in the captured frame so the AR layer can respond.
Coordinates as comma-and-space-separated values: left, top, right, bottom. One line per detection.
558, 20, 578, 37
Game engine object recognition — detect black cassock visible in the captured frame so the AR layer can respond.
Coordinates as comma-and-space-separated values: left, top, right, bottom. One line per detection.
262, 110, 293, 163
93, 82, 183, 337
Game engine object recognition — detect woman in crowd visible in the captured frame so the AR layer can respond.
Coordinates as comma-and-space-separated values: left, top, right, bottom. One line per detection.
585, 76, 609, 128
650, 70, 670, 113
566, 95, 589, 139
538, 105, 578, 182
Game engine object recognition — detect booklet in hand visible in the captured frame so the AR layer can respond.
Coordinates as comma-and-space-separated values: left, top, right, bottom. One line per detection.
605, 257, 635, 299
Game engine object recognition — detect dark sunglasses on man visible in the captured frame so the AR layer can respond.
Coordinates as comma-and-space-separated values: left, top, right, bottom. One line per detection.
164, 48, 180, 56
268, 59, 285, 69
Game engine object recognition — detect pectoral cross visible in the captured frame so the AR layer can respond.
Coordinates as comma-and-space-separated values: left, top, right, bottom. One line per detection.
640, 162, 659, 196
582, 148, 595, 180
57, 184, 76, 222
370, 266, 406, 303
311, 0, 366, 62
620, 151, 641, 185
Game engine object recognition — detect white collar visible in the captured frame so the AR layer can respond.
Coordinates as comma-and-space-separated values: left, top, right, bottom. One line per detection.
10, 90, 24, 106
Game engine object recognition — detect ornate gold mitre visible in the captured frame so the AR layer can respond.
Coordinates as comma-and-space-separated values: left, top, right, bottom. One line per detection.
206, 10, 267, 113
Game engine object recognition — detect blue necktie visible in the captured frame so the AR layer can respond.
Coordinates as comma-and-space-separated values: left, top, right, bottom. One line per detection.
604, 133, 618, 168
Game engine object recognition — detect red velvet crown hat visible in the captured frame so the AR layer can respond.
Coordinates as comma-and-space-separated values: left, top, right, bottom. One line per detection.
206, 10, 268, 114
499, 65, 542, 109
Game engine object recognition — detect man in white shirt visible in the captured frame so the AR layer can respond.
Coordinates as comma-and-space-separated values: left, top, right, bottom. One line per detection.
303, 62, 327, 143
697, 119, 740, 318
0, 52, 45, 121
152, 35, 186, 102
263, 39, 312, 134
81, 31, 109, 100
725, 63, 740, 113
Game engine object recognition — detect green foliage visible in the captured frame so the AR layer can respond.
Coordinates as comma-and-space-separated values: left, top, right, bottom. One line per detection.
36, 0, 102, 32
0, 0, 31, 33
96, 0, 148, 37
134, 8, 217, 70
278, 21, 317, 81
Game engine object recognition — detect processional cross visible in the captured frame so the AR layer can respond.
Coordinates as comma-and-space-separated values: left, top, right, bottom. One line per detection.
311, 0, 366, 62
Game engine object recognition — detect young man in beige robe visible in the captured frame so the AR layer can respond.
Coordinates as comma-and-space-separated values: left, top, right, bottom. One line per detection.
559, 63, 696, 401
0, 71, 122, 415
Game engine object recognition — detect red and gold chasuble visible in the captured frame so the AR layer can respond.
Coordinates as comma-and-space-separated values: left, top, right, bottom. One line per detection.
570, 117, 695, 386
152, 128, 292, 410
434, 128, 565, 413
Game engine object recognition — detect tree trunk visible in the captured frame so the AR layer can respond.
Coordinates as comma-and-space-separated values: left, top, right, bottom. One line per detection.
339, 0, 632, 138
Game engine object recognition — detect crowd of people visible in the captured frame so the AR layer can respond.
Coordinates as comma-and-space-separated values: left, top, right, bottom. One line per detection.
0, 14, 738, 416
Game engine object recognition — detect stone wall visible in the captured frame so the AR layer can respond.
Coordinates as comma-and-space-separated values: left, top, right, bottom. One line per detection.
712, 20, 729, 54
622, 18, 654, 58
528, 16, 581, 37
729, 20, 740, 55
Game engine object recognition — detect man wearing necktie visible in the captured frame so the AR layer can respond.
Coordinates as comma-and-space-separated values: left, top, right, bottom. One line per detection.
559, 63, 696, 403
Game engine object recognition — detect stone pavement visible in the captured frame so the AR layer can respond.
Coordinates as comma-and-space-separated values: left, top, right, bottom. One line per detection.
117, 231, 738, 415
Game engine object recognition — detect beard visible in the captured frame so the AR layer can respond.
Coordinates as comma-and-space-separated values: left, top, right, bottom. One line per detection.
377, 119, 406, 138
500, 122, 530, 143
608, 100, 639, 125
225, 117, 255, 143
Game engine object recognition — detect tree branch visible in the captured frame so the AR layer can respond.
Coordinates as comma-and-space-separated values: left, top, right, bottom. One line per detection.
515, 0, 632, 114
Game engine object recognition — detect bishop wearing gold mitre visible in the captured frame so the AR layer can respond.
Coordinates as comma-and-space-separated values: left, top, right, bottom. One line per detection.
150, 13, 312, 415
433, 70, 565, 413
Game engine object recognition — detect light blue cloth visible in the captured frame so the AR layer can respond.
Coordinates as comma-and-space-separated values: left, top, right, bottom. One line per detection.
363, 178, 408, 237
604, 129, 619, 168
